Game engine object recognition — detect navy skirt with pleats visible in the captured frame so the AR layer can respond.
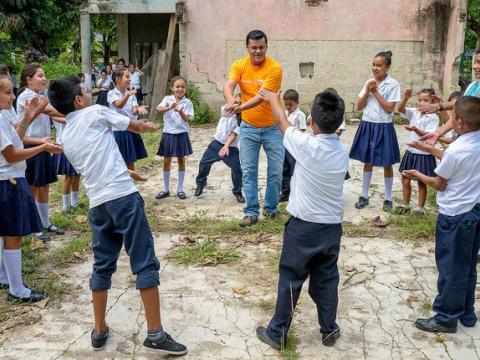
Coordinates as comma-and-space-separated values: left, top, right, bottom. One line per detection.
54, 153, 79, 176
399, 150, 437, 177
349, 121, 400, 166
157, 132, 193, 157
96, 90, 109, 107
24, 145, 57, 187
114, 131, 148, 164
0, 178, 42, 236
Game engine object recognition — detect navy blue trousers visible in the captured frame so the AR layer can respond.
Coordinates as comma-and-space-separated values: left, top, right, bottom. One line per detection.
281, 149, 296, 196
267, 216, 342, 344
433, 203, 480, 327
195, 140, 242, 195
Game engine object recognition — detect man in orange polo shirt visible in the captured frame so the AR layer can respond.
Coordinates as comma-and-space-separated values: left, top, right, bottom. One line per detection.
224, 30, 283, 226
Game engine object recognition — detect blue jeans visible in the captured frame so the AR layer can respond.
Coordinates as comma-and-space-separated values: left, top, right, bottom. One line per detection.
240, 122, 284, 218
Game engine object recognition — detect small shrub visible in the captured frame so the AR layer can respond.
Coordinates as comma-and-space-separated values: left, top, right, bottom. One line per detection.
41, 58, 81, 80
187, 81, 212, 124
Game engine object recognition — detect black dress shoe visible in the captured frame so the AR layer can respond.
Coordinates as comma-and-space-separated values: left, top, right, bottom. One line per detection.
234, 193, 245, 203
256, 326, 281, 350
279, 194, 289, 203
355, 196, 369, 209
321, 328, 340, 347
7, 289, 48, 303
0, 283, 8, 290
415, 317, 457, 333
194, 187, 204, 197
155, 191, 170, 199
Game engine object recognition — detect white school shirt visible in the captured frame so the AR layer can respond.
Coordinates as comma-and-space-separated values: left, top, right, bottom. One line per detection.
60, 105, 137, 209
359, 75, 401, 123
284, 127, 349, 223
401, 108, 439, 155
16, 88, 51, 138
0, 115, 26, 180
130, 71, 141, 88
1, 108, 18, 125
213, 105, 240, 148
285, 108, 307, 130
158, 95, 194, 134
434, 130, 480, 216
107, 88, 138, 131
96, 76, 112, 91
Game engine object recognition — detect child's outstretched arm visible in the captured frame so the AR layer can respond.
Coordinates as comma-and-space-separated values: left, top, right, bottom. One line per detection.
370, 86, 396, 113
219, 132, 238, 158
398, 89, 412, 114
127, 120, 159, 134
15, 96, 49, 141
402, 170, 447, 191
408, 141, 444, 160
113, 89, 137, 109
2, 142, 62, 164
258, 89, 290, 134
157, 101, 177, 114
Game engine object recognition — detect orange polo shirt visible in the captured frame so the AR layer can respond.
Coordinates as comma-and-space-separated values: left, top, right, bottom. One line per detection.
228, 55, 282, 127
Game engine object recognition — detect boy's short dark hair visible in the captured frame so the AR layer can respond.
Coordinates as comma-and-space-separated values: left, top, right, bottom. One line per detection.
310, 91, 345, 133
455, 96, 480, 131
246, 30, 267, 45
283, 89, 299, 102
419, 88, 436, 96
448, 91, 463, 101
48, 75, 82, 116
324, 87, 338, 95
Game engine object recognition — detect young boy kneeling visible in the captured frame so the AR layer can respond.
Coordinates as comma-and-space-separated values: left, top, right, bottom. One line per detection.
256, 89, 349, 349
403, 96, 480, 333
48, 76, 187, 355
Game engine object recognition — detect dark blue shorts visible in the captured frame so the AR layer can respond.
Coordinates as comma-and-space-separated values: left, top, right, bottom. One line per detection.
88, 192, 160, 291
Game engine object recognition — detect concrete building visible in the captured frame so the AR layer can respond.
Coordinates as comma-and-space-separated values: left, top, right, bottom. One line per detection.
81, 0, 467, 115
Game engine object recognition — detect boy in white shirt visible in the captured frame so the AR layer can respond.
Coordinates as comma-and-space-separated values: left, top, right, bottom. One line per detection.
194, 96, 244, 203
256, 89, 348, 350
47, 76, 187, 356
280, 89, 306, 203
403, 96, 480, 333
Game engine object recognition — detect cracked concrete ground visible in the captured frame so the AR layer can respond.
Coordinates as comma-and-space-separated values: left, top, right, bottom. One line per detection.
1, 125, 480, 359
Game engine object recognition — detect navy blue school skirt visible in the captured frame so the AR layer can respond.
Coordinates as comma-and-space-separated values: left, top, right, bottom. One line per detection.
24, 145, 57, 187
135, 88, 144, 103
0, 178, 42, 236
54, 153, 79, 176
349, 121, 400, 167
114, 131, 148, 164
157, 132, 193, 157
96, 90, 109, 107
399, 150, 437, 177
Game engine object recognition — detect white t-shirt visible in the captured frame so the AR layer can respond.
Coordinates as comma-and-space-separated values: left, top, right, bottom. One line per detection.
107, 88, 138, 131
0, 115, 26, 180
284, 127, 349, 223
158, 95, 194, 134
401, 108, 439, 155
130, 71, 141, 88
434, 130, 480, 216
96, 76, 112, 91
60, 105, 138, 209
213, 105, 240, 148
1, 108, 18, 125
16, 88, 51, 138
285, 108, 306, 130
359, 75, 401, 123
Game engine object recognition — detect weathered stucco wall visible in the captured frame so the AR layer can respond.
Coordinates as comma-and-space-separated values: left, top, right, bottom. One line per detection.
180, 0, 466, 115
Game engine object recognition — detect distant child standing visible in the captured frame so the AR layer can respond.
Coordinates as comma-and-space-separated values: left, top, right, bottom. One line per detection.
95, 65, 112, 107
108, 68, 149, 170
350, 51, 401, 211
403, 96, 480, 334
128, 63, 144, 104
155, 76, 194, 200
396, 88, 439, 214
194, 95, 244, 203
280, 89, 306, 203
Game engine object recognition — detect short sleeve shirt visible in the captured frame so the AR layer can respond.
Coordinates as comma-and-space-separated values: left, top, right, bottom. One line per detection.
359, 75, 401, 123
228, 55, 282, 127
16, 88, 51, 138
285, 108, 306, 130
158, 95, 194, 134
465, 80, 480, 97
0, 115, 26, 180
401, 108, 439, 155
214, 106, 240, 148
107, 88, 138, 129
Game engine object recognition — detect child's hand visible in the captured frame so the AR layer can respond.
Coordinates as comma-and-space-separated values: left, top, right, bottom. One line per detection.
405, 124, 417, 131
408, 140, 433, 154
421, 131, 441, 145
141, 120, 160, 132
137, 106, 149, 115
218, 146, 229, 158
129, 170, 148, 182
367, 80, 377, 93
127, 89, 137, 97
169, 102, 178, 111
402, 169, 420, 180
42, 143, 62, 154
258, 89, 281, 104
40, 137, 53, 144
23, 96, 49, 123
404, 89, 413, 99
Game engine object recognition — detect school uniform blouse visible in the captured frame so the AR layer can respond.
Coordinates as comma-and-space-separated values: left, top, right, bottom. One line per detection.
359, 75, 401, 124
96, 76, 112, 91
130, 72, 141, 89
0, 115, 26, 180
107, 87, 138, 127
213, 105, 240, 148
401, 108, 439, 155
16, 88, 51, 138
158, 95, 194, 134
286, 108, 307, 130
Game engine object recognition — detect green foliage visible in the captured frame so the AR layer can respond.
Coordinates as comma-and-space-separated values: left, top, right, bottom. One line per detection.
187, 81, 213, 124
40, 58, 81, 80
172, 239, 239, 266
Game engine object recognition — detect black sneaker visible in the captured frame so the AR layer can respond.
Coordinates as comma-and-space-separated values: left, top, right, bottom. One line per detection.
91, 326, 109, 351
7, 289, 48, 303
234, 193, 245, 203
279, 194, 289, 203
415, 317, 457, 333
355, 196, 369, 209
46, 225, 65, 235
256, 326, 281, 350
143, 332, 187, 356
194, 186, 204, 197
383, 200, 393, 212
321, 328, 340, 347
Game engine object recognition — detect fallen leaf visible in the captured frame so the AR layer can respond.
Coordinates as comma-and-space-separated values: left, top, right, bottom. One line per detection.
73, 251, 84, 260
74, 215, 88, 224
232, 287, 250, 295
30, 237, 46, 250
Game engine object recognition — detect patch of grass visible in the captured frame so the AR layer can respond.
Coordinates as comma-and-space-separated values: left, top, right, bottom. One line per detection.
281, 324, 300, 360
387, 211, 437, 245
258, 299, 275, 312
50, 234, 91, 266
266, 250, 280, 269
172, 238, 239, 266
420, 300, 432, 314
343, 222, 383, 238
136, 132, 163, 170
426, 186, 437, 208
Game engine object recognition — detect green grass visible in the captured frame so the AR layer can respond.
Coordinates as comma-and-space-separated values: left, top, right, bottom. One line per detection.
421, 300, 433, 314
387, 211, 437, 245
281, 324, 300, 360
172, 238, 239, 266
50, 234, 91, 266
258, 299, 275, 312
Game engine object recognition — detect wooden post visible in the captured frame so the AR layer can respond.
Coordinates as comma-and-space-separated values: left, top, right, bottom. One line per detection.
80, 10, 92, 92
150, 14, 176, 120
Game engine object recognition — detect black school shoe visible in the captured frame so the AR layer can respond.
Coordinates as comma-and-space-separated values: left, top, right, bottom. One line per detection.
321, 328, 341, 347
143, 332, 188, 356
194, 186, 204, 197
7, 289, 48, 303
256, 326, 281, 350
155, 191, 170, 199
383, 200, 393, 212
355, 196, 369, 209
91, 326, 110, 351
415, 317, 457, 333
0, 283, 8, 290
234, 193, 245, 203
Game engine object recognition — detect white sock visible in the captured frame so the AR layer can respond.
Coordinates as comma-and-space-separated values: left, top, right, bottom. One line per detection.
62, 194, 71, 212
0, 238, 8, 284
3, 249, 31, 298
384, 177, 394, 201
71, 191, 79, 206
177, 171, 185, 193
163, 171, 170, 192
36, 202, 50, 228
362, 171, 373, 198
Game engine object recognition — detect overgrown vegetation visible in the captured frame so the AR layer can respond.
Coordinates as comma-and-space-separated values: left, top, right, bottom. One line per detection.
172, 238, 239, 266
187, 81, 213, 124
